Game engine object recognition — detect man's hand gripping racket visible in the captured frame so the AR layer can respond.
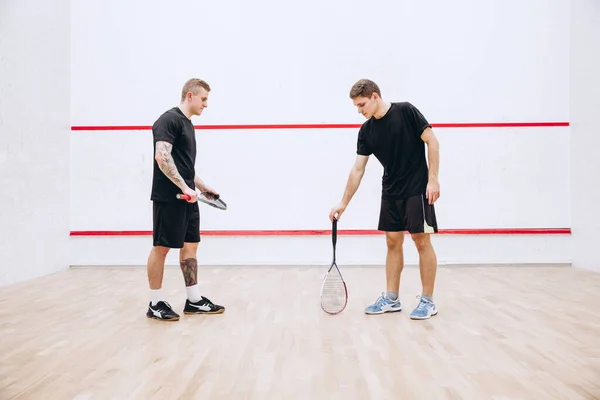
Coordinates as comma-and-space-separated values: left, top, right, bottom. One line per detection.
177, 191, 227, 210
320, 218, 348, 314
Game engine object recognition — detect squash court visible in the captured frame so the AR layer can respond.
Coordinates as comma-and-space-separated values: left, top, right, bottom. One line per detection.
2, 0, 600, 399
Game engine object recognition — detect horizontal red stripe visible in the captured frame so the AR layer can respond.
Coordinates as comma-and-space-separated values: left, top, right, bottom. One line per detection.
69, 228, 571, 237
71, 122, 569, 131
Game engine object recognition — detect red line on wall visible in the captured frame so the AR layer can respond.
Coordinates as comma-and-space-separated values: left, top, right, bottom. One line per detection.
69, 228, 571, 237
70, 121, 569, 131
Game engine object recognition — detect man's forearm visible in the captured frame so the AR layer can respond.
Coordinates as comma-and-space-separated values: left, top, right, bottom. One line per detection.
194, 175, 207, 191
156, 142, 188, 190
341, 168, 364, 206
427, 139, 440, 181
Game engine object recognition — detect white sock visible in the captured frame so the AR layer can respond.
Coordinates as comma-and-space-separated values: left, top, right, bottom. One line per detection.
150, 288, 163, 306
186, 284, 201, 303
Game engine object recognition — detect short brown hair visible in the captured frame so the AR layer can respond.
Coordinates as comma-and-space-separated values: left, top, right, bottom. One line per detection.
349, 79, 381, 99
181, 78, 211, 101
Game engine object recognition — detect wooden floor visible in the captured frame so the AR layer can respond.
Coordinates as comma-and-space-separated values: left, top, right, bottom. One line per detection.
1, 265, 600, 400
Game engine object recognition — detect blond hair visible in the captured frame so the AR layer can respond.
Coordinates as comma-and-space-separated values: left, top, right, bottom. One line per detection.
181, 78, 211, 101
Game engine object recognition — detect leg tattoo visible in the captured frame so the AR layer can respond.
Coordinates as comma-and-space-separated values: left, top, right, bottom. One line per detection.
180, 258, 198, 287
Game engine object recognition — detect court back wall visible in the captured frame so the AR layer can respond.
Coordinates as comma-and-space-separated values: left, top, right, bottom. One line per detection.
69, 0, 572, 267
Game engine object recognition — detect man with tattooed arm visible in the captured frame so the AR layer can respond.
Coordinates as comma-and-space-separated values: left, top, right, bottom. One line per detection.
146, 78, 225, 321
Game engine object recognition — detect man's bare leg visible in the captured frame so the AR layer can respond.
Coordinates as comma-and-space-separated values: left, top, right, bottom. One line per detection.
385, 231, 405, 295
180, 241, 225, 314
147, 246, 170, 302
179, 242, 201, 302
365, 231, 404, 314
409, 233, 438, 319
146, 245, 180, 321
411, 233, 437, 296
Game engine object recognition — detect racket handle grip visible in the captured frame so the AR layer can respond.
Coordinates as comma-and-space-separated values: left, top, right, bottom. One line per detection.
332, 218, 337, 245
176, 194, 191, 200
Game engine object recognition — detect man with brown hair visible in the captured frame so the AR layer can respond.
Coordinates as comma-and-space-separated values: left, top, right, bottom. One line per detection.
329, 78, 441, 320
146, 78, 225, 321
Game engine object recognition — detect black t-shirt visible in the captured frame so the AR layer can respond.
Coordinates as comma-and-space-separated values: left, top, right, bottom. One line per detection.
356, 102, 431, 199
150, 107, 197, 202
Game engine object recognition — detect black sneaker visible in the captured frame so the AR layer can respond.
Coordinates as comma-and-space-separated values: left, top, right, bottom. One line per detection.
183, 296, 225, 314
146, 301, 180, 321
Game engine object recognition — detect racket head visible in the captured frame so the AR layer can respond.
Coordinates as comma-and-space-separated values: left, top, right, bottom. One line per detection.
197, 192, 227, 210
320, 261, 348, 314
176, 192, 227, 210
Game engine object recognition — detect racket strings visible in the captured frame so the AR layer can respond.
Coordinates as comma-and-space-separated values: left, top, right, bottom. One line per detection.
198, 193, 227, 210
321, 266, 347, 314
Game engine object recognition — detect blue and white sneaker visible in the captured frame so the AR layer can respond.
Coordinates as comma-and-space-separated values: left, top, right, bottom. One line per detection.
364, 292, 402, 315
409, 295, 438, 320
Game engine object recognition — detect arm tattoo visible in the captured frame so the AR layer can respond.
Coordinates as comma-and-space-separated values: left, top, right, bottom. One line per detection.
155, 141, 187, 189
180, 258, 198, 286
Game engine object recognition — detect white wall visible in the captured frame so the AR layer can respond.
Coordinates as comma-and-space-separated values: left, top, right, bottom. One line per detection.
0, 0, 70, 285
570, 0, 600, 271
68, 0, 572, 267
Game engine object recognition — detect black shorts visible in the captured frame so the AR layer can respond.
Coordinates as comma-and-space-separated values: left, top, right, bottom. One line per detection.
378, 193, 438, 234
152, 200, 200, 248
